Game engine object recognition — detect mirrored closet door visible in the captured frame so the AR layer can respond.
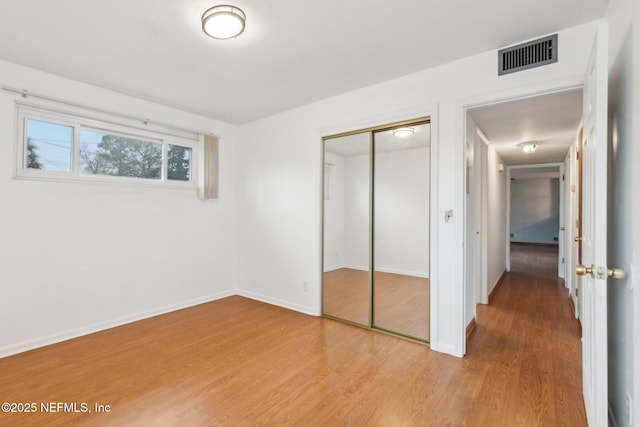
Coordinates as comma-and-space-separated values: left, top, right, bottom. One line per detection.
322, 131, 371, 326
322, 119, 431, 343
372, 123, 430, 341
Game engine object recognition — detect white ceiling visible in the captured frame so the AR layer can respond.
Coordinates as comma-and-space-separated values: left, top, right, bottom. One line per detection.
0, 1, 608, 124
468, 89, 583, 165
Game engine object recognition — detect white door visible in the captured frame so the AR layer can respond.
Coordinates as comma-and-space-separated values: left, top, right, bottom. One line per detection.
579, 23, 609, 427
558, 165, 566, 279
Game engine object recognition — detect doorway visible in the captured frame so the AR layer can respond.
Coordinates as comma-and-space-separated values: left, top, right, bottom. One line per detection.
465, 88, 583, 306
507, 164, 564, 274
321, 118, 431, 343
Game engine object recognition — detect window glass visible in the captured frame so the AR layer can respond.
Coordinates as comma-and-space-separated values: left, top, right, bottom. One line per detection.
80, 129, 162, 180
25, 119, 73, 172
167, 144, 192, 181
18, 106, 198, 188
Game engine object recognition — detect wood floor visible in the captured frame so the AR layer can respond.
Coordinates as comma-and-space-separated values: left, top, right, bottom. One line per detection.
322, 268, 430, 340
0, 244, 585, 426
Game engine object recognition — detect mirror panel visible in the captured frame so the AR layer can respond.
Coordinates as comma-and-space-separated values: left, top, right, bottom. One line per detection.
322, 132, 371, 326
372, 123, 430, 340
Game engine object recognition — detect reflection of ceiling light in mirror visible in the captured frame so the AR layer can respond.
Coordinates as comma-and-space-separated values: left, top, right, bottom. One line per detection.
202, 5, 246, 39
393, 127, 414, 138
518, 142, 538, 154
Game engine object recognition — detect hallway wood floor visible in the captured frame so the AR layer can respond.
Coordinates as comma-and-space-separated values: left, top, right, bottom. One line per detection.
0, 244, 585, 426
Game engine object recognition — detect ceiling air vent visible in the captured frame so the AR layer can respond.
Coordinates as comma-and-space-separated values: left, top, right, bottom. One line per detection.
498, 34, 557, 76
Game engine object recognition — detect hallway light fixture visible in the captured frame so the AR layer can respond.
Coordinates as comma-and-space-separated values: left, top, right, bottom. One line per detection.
519, 143, 538, 154
202, 5, 246, 39
393, 127, 414, 138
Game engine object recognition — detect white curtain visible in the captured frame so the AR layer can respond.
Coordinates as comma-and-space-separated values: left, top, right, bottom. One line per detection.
199, 134, 219, 199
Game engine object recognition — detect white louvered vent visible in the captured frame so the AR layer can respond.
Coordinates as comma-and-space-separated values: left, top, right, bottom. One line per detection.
499, 34, 558, 75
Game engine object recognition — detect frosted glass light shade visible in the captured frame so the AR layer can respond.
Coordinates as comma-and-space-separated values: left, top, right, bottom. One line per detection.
393, 127, 414, 138
202, 5, 246, 39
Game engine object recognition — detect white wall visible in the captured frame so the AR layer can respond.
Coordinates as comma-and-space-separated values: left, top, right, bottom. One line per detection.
486, 145, 507, 295
605, 0, 639, 424
0, 60, 240, 357
374, 147, 430, 277
510, 178, 560, 244
325, 145, 430, 275
344, 154, 370, 270
322, 152, 345, 271
237, 21, 598, 356
323, 147, 430, 277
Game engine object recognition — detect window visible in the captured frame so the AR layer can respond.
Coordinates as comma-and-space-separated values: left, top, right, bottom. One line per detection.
26, 119, 73, 172
17, 106, 197, 187
167, 144, 192, 182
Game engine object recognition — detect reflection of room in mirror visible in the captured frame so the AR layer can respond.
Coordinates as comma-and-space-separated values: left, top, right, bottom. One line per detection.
373, 123, 430, 341
323, 132, 371, 326
323, 162, 334, 200
373, 272, 429, 340
322, 121, 431, 342
323, 268, 369, 326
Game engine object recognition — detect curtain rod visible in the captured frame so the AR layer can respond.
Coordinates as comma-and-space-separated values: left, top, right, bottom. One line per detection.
1, 85, 219, 140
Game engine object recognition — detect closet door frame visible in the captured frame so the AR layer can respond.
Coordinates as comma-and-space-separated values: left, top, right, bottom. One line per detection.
321, 116, 432, 345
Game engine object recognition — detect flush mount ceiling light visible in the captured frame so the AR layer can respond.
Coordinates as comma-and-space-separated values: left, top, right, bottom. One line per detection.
202, 5, 246, 40
393, 127, 414, 138
518, 142, 538, 154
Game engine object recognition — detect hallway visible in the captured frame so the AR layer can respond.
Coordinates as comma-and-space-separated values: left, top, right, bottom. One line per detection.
466, 243, 586, 425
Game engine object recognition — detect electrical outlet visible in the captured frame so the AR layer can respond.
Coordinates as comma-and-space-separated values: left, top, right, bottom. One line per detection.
303, 281, 309, 292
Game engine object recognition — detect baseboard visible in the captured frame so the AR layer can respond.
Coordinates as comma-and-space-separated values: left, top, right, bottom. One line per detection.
326, 264, 429, 278
510, 241, 559, 247
434, 342, 463, 358
374, 266, 429, 279
235, 289, 318, 317
0, 290, 235, 359
488, 270, 507, 304
466, 317, 477, 340
569, 294, 576, 317
342, 264, 369, 271
323, 264, 344, 273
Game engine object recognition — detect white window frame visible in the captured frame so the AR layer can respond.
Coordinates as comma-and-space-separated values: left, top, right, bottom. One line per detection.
15, 104, 198, 189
